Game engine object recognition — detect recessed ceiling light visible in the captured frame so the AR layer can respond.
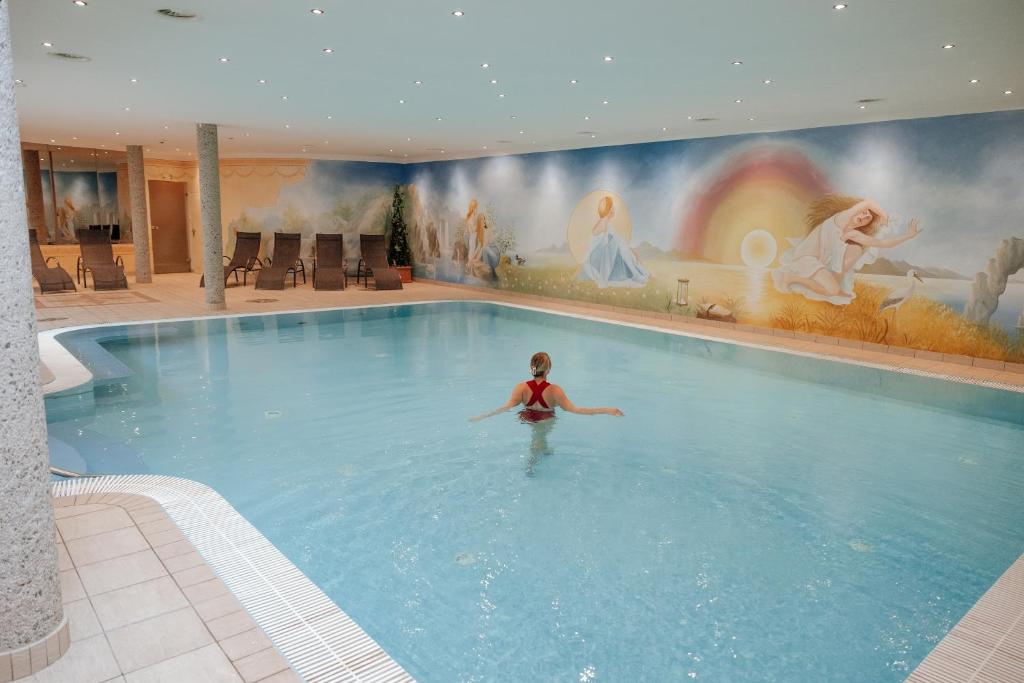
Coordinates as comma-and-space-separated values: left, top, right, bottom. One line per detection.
590, 134, 596, 138
859, 104, 867, 109
734, 99, 743, 103
748, 117, 756, 121
114, 131, 120, 135
219, 57, 230, 63
436, 116, 443, 121
326, 114, 332, 119
14, 79, 24, 85
498, 93, 506, 98
510, 115, 517, 119
969, 78, 979, 84
163, 125, 169, 129
482, 145, 487, 149
481, 63, 489, 69
73, 0, 88, 5
49, 139, 55, 143
731, 60, 743, 66
452, 10, 464, 17
130, 78, 138, 83
1005, 90, 1014, 95
285, 124, 290, 128
833, 3, 847, 9
72, 136, 78, 140
281, 95, 288, 100
661, 127, 667, 131
124, 106, 130, 111
389, 148, 394, 152
490, 79, 498, 84
310, 8, 324, 15
322, 48, 334, 54
584, 115, 590, 120
519, 130, 524, 134
603, 56, 613, 62
763, 79, 772, 85
687, 115, 693, 120
398, 99, 405, 104
42, 42, 53, 47
569, 79, 578, 85
942, 43, 955, 49
414, 80, 423, 85
602, 99, 609, 105
407, 137, 412, 141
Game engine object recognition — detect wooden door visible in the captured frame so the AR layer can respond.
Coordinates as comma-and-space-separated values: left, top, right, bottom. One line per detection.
148, 180, 190, 273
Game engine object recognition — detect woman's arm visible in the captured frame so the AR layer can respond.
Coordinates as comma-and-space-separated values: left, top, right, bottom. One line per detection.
846, 218, 921, 248
552, 386, 623, 416
469, 385, 524, 422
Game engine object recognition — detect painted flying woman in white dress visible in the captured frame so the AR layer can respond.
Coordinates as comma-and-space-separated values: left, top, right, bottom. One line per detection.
771, 194, 921, 304
579, 195, 649, 288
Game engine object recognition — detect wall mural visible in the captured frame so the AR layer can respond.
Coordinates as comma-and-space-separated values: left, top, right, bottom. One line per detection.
405, 110, 1024, 362
40, 170, 122, 243
221, 160, 404, 263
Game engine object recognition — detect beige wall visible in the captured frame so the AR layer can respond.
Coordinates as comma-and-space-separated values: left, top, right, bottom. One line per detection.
141, 158, 308, 271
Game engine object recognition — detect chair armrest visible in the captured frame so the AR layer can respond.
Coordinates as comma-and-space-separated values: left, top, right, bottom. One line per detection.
223, 255, 231, 263
296, 258, 305, 269
46, 256, 60, 266
115, 255, 125, 268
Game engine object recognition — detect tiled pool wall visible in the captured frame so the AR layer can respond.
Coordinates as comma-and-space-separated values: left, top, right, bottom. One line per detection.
44, 301, 1024, 428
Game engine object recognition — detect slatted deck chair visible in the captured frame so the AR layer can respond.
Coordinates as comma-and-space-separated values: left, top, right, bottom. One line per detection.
357, 233, 403, 290
313, 233, 346, 290
255, 232, 306, 290
29, 230, 76, 293
200, 231, 263, 287
76, 228, 128, 290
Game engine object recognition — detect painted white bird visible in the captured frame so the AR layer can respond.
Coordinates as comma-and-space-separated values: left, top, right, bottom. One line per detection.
879, 269, 924, 312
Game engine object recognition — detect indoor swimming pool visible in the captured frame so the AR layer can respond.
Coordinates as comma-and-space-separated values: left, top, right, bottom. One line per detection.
44, 302, 1024, 682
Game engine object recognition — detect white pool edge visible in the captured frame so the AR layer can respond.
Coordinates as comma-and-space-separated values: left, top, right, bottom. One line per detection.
36, 298, 1024, 397
52, 475, 414, 683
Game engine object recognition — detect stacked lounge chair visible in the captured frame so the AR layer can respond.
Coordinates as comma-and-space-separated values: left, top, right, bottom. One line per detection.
313, 233, 346, 290
200, 231, 263, 287
76, 228, 128, 290
28, 231, 76, 293
255, 232, 306, 290
356, 234, 403, 290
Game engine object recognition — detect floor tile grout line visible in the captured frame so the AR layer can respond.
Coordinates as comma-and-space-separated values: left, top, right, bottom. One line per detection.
965, 598, 1024, 681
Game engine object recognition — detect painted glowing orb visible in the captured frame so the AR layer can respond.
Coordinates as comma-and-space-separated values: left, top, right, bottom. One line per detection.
567, 190, 632, 264
676, 147, 831, 265
740, 229, 778, 268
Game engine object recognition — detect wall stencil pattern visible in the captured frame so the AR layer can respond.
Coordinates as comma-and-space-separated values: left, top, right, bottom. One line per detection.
405, 110, 1024, 361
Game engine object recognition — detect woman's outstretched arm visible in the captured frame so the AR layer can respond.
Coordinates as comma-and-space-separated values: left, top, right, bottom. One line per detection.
470, 385, 524, 422
552, 386, 623, 416
847, 218, 921, 248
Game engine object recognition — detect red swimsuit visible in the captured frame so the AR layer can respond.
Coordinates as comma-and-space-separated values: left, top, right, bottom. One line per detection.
519, 379, 555, 423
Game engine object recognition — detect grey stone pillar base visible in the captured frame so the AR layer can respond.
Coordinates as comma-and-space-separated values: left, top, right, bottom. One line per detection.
0, 615, 69, 680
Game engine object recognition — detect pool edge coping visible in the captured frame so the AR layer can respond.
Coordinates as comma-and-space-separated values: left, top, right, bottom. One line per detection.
36, 298, 1024, 398
52, 475, 415, 683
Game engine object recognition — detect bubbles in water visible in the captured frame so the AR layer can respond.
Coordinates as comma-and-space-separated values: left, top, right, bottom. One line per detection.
455, 552, 475, 566
264, 410, 282, 419
848, 539, 874, 553
579, 665, 596, 682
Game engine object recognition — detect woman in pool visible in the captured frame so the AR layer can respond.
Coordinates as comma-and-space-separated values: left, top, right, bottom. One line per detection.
470, 352, 624, 422
771, 194, 922, 304
579, 195, 649, 288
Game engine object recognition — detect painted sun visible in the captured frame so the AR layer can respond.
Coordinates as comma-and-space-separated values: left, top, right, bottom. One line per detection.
740, 229, 778, 268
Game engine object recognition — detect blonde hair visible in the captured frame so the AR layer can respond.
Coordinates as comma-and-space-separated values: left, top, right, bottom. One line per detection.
597, 195, 614, 218
475, 213, 487, 246
530, 352, 552, 377
805, 193, 881, 236
465, 199, 478, 221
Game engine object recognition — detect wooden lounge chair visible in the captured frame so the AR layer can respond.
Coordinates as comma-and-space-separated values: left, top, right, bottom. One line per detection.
255, 232, 306, 290
28, 230, 76, 293
356, 234, 402, 290
313, 233, 346, 290
76, 228, 128, 290
200, 231, 263, 287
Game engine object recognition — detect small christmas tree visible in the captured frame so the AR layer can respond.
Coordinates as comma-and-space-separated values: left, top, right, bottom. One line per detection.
386, 185, 412, 267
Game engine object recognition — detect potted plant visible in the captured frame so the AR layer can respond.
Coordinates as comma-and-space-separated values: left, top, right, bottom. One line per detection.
386, 185, 413, 283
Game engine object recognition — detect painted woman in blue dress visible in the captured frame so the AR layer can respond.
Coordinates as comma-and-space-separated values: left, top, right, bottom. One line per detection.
579, 195, 650, 288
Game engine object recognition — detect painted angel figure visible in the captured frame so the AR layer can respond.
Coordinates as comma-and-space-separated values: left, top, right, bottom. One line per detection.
771, 194, 921, 304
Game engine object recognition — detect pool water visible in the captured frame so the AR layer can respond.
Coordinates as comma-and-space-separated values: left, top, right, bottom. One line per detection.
45, 302, 1024, 682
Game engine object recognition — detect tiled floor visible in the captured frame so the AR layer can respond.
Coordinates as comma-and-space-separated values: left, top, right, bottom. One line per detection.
25, 495, 301, 683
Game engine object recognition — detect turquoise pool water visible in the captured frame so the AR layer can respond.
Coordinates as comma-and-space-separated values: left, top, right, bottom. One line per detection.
45, 302, 1024, 682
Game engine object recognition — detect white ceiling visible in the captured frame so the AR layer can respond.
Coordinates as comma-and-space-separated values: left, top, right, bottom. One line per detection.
9, 0, 1024, 163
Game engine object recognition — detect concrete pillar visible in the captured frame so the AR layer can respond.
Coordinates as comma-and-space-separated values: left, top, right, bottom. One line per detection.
126, 145, 152, 283
21, 149, 46, 243
197, 123, 225, 310
0, 2, 69, 678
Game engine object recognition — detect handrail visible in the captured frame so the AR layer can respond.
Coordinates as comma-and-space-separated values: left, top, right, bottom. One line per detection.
49, 465, 100, 479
